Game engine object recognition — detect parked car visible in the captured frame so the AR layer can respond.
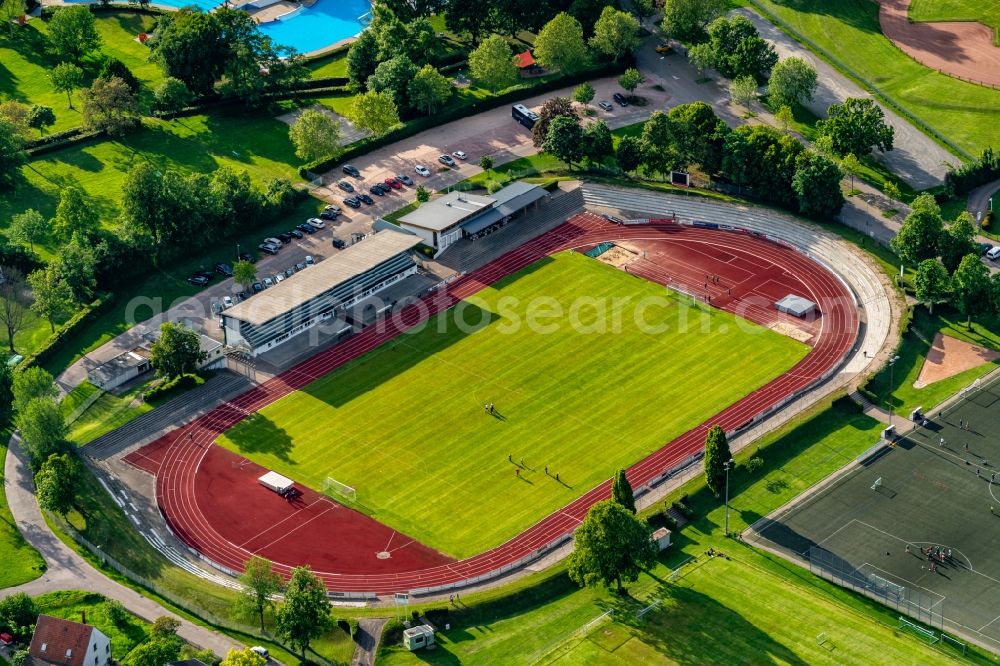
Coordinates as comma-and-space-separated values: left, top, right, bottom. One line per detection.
288, 228, 304, 239
396, 174, 414, 186
251, 282, 264, 293
294, 262, 307, 272
277, 232, 292, 244
214, 263, 233, 276
320, 210, 338, 220
274, 274, 284, 283
258, 243, 279, 255
358, 193, 375, 205
262, 277, 275, 288
307, 217, 326, 229
187, 275, 209, 286
439, 154, 456, 167
298, 222, 316, 234
239, 252, 256, 263
980, 242, 993, 256
452, 150, 468, 160
219, 317, 225, 329
264, 237, 283, 247
337, 180, 354, 193
599, 100, 613, 112
250, 647, 269, 660
284, 268, 294, 278
223, 295, 234, 309
370, 184, 387, 196
195, 270, 213, 280
343, 197, 361, 209
332, 237, 346, 249
613, 92, 628, 107
342, 164, 361, 178
212, 301, 223, 315
305, 255, 315, 265
415, 164, 431, 177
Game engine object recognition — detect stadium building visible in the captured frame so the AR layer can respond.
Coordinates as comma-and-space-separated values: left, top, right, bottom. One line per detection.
397, 181, 548, 253
222, 230, 420, 356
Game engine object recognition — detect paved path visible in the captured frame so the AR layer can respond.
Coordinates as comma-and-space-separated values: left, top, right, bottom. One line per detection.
350, 618, 385, 666
967, 178, 1000, 223
2, 435, 241, 658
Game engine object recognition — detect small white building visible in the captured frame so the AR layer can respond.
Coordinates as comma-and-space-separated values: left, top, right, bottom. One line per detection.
652, 527, 672, 551
86, 330, 224, 391
27, 614, 112, 666
403, 625, 435, 651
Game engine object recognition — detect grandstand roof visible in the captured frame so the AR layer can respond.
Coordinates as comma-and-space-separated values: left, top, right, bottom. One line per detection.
224, 231, 420, 326
398, 191, 495, 232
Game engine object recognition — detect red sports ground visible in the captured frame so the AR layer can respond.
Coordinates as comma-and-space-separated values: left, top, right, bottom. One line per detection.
125, 212, 858, 594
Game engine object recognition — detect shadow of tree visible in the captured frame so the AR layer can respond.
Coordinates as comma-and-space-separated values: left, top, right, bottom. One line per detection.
224, 413, 295, 463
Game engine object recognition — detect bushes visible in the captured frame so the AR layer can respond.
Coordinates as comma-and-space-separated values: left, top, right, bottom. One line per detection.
945, 147, 1000, 196
142, 373, 201, 403
19, 295, 113, 371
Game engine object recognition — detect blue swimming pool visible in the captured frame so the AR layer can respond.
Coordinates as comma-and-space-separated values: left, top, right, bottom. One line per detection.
258, 0, 371, 55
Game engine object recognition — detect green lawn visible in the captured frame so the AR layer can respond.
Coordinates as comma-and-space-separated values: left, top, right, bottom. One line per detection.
0, 11, 161, 133
751, 0, 1000, 157
36, 590, 149, 658
63, 382, 152, 446
909, 0, 1000, 44
217, 252, 808, 558
379, 396, 983, 665
865, 306, 1000, 416
0, 432, 45, 588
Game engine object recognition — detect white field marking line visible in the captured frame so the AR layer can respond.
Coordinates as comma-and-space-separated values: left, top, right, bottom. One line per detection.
814, 517, 862, 551
561, 512, 583, 524
853, 520, 976, 573
251, 506, 336, 554
388, 539, 415, 554
856, 561, 946, 603
381, 530, 397, 553
237, 497, 334, 548
978, 614, 1000, 632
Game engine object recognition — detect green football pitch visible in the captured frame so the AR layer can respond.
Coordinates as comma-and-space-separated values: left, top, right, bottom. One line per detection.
216, 252, 808, 558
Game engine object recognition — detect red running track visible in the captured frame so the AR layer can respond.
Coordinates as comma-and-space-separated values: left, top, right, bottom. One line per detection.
125, 214, 859, 594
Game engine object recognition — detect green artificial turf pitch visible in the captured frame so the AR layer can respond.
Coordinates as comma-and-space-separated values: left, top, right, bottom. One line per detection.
216, 252, 808, 558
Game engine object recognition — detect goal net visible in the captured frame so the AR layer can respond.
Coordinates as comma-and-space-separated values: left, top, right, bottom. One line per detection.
323, 477, 357, 503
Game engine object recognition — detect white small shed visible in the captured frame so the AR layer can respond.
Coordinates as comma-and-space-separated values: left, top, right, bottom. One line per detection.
403, 625, 435, 651
652, 527, 672, 551
258, 471, 294, 495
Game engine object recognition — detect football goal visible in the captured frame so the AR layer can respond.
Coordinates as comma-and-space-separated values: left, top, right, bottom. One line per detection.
323, 477, 357, 503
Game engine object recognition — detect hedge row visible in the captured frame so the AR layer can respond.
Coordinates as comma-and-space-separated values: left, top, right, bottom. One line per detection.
19, 294, 114, 371
143, 372, 201, 402
299, 57, 634, 179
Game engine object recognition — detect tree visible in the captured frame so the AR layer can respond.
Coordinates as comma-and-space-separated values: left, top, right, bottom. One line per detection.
48, 6, 101, 63
639, 110, 678, 179
767, 57, 817, 109
16, 397, 67, 470
589, 7, 640, 62
611, 469, 635, 513
82, 76, 140, 136
939, 212, 979, 274
535, 13, 588, 75
478, 155, 494, 172
0, 267, 28, 353
275, 566, 333, 661
99, 58, 140, 93
232, 259, 256, 295
0, 118, 26, 191
952, 253, 992, 327
52, 186, 99, 242
632, 0, 654, 20
28, 266, 74, 333
660, 0, 724, 42
890, 194, 944, 264
367, 55, 418, 112
220, 648, 266, 666
408, 65, 452, 116
567, 500, 657, 593
584, 119, 613, 164
883, 180, 901, 203
688, 42, 714, 75
56, 235, 97, 301
415, 185, 430, 202
35, 452, 80, 516
288, 109, 342, 163
467, 34, 518, 92
914, 259, 950, 314
618, 67, 644, 99
235, 556, 283, 632
616, 134, 642, 173
721, 124, 803, 207
569, 0, 615, 35
703, 424, 731, 495
840, 153, 861, 191
350, 90, 400, 136
443, 0, 495, 43
0, 100, 30, 137
669, 102, 727, 173
703, 15, 777, 82
729, 74, 756, 112
150, 321, 206, 379
0, 0, 26, 37
531, 96, 576, 148
150, 10, 226, 96
122, 636, 181, 666
49, 63, 84, 109
0, 593, 38, 640
346, 28, 380, 88
8, 210, 47, 252
153, 77, 193, 113
0, 361, 13, 425
775, 104, 793, 134
27, 106, 56, 137
12, 366, 57, 415
151, 617, 181, 640
573, 81, 595, 109
817, 97, 894, 157
544, 115, 585, 168
792, 151, 845, 219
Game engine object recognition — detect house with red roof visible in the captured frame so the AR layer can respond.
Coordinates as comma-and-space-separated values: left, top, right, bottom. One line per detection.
26, 615, 111, 666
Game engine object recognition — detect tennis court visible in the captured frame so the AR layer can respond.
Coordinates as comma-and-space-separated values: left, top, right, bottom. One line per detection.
750, 372, 1000, 649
